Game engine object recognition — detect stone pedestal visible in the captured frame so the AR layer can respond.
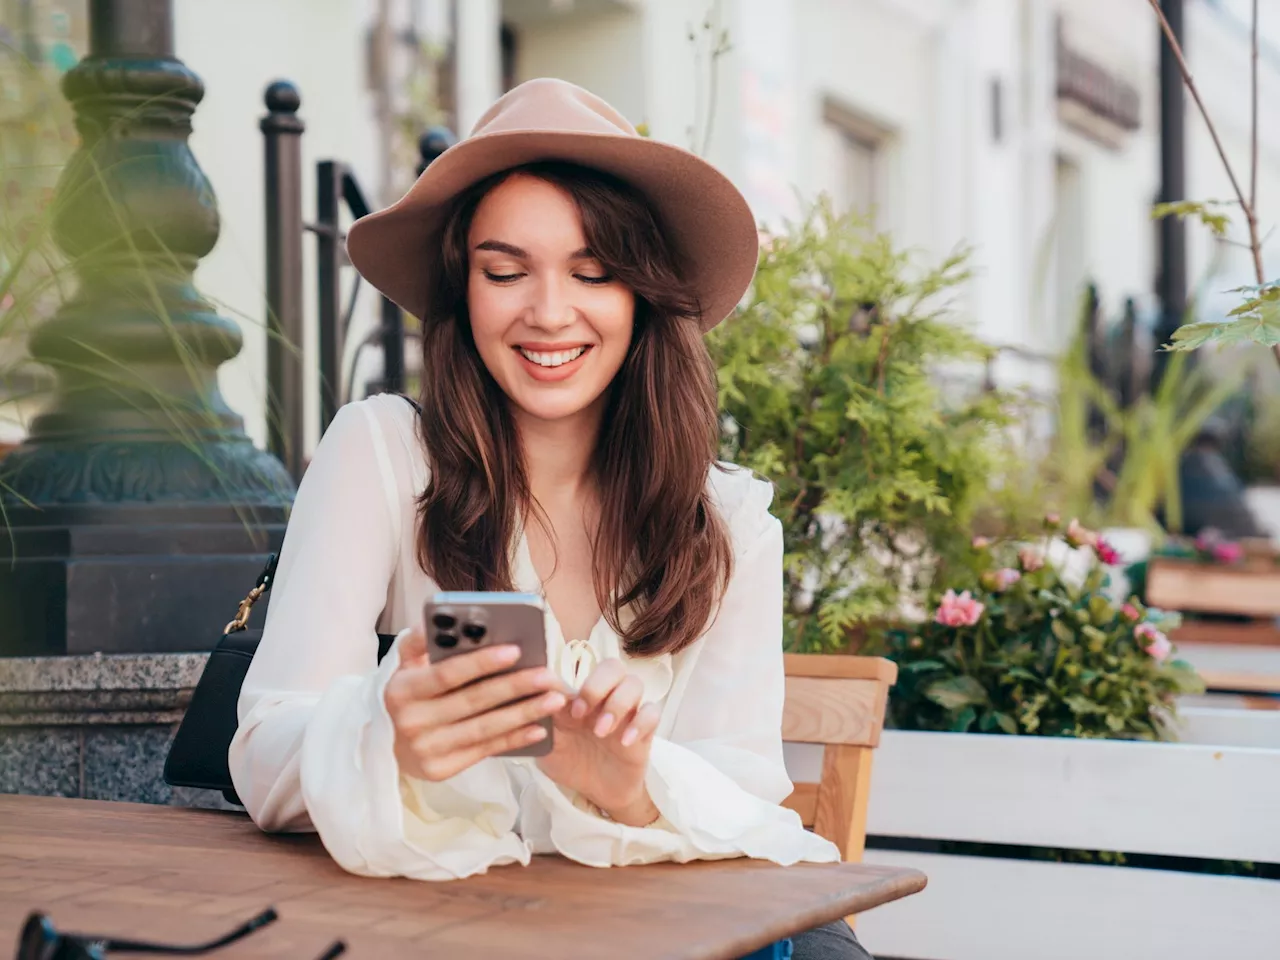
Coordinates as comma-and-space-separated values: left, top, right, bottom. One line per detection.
0, 651, 233, 808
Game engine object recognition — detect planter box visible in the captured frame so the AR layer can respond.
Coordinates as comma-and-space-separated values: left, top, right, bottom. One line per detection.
786, 724, 1280, 960
1147, 556, 1280, 619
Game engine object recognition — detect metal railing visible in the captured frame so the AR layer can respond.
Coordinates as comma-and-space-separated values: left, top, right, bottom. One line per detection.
261, 80, 455, 478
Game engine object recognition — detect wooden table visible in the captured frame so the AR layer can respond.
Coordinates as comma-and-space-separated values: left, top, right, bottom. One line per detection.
0, 795, 925, 959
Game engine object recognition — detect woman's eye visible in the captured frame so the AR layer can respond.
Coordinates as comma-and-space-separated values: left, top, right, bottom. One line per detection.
483, 270, 523, 284
576, 273, 613, 285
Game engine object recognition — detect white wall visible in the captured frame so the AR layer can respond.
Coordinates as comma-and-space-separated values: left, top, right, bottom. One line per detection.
176, 0, 383, 454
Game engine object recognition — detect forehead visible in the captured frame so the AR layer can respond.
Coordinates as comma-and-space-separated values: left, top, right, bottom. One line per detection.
468, 173, 587, 251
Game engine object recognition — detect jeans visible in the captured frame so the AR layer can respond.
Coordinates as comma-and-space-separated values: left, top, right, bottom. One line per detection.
743, 921, 873, 960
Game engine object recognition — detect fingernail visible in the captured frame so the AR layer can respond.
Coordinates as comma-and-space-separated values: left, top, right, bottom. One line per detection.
594, 712, 615, 737
542, 692, 566, 711
536, 668, 556, 685
570, 698, 588, 720
527, 726, 547, 742
495, 645, 521, 663
620, 726, 639, 747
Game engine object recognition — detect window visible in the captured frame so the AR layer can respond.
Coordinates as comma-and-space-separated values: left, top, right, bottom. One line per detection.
816, 98, 888, 224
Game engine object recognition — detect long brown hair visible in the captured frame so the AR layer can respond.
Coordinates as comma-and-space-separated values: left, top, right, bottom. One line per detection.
416, 161, 733, 657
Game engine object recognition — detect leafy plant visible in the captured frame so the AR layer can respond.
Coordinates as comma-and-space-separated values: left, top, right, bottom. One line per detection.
1146, 0, 1280, 363
884, 516, 1203, 740
709, 200, 1013, 652
1037, 295, 1243, 533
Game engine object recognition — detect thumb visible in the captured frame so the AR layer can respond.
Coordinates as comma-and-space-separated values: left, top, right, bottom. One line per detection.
395, 624, 428, 666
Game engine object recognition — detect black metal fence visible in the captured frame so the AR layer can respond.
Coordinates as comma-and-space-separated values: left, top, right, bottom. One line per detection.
261, 80, 455, 478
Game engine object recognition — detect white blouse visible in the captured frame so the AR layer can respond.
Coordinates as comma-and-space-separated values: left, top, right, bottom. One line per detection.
228, 393, 839, 879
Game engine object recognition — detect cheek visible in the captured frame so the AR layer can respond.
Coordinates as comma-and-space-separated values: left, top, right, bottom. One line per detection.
595, 290, 636, 359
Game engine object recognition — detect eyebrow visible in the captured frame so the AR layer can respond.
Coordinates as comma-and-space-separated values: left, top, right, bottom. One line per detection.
473, 240, 596, 261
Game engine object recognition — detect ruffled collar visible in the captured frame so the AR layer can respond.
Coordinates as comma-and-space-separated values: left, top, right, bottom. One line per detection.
511, 531, 673, 703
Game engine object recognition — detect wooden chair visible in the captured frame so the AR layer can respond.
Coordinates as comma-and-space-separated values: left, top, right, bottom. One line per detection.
781, 653, 898, 863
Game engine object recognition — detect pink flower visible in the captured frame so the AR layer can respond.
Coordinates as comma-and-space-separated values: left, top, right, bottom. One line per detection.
993, 567, 1021, 590
1135, 622, 1172, 662
934, 589, 985, 627
1194, 528, 1223, 553
1065, 518, 1097, 549
1018, 547, 1045, 572
1212, 542, 1244, 564
1121, 603, 1141, 622
1095, 538, 1121, 566
1044, 513, 1061, 529
971, 536, 992, 550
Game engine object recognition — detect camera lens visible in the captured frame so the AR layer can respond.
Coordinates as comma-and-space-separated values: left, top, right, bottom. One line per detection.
462, 623, 487, 642
432, 613, 457, 631
435, 633, 458, 649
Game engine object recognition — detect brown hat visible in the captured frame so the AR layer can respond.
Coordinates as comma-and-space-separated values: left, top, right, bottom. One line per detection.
345, 77, 758, 332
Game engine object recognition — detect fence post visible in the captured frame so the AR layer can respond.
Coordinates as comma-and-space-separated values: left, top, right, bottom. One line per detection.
315, 161, 344, 434
262, 81, 306, 481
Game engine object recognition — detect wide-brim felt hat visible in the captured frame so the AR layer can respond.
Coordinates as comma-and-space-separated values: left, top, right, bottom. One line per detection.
345, 77, 758, 332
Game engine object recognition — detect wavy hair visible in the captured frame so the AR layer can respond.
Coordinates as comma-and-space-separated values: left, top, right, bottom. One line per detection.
415, 161, 732, 657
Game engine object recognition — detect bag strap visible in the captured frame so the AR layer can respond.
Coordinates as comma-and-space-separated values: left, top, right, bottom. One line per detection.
220, 394, 421, 643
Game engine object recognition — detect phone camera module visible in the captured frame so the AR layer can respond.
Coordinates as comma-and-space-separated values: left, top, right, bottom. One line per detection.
432, 613, 458, 631
462, 622, 487, 642
435, 633, 459, 649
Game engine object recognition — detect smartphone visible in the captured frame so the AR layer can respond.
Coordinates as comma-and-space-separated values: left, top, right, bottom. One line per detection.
423, 591, 552, 757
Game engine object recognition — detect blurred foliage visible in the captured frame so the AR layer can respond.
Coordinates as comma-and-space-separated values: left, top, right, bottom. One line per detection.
883, 518, 1203, 740
709, 199, 1014, 653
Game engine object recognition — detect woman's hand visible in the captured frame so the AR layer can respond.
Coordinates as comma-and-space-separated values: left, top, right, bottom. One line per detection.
536, 659, 664, 826
384, 626, 566, 782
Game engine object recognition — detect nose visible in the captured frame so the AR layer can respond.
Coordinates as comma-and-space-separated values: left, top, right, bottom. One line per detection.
528, 274, 576, 333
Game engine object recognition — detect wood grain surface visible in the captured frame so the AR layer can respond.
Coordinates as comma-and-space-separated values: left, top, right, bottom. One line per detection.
0, 795, 925, 959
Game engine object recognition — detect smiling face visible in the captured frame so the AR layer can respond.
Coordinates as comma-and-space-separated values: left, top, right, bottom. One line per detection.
466, 173, 636, 426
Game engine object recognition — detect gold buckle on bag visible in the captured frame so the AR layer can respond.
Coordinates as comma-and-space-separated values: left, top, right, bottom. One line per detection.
223, 554, 278, 636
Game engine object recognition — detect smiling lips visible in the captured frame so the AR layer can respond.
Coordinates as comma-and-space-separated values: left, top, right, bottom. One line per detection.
514, 344, 592, 382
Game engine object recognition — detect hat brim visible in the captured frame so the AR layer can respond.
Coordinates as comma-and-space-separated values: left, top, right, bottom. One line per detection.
345, 130, 758, 333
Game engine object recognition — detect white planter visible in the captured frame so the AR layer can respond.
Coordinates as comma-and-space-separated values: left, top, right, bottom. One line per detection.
784, 725, 1280, 960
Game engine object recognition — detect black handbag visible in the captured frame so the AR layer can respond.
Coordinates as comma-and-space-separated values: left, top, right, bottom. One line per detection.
163, 552, 398, 806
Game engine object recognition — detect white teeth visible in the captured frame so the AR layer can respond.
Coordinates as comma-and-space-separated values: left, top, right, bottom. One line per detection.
519, 346, 588, 367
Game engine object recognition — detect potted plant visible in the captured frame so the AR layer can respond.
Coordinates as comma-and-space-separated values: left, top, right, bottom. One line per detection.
710, 200, 1014, 654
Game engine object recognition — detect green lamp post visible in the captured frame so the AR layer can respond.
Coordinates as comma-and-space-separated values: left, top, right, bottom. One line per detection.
0, 0, 296, 656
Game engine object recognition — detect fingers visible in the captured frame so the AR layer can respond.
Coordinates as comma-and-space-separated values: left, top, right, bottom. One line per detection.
591, 674, 645, 739
429, 666, 562, 725
415, 688, 565, 758
569, 658, 627, 721
392, 643, 522, 704
618, 702, 662, 748
417, 723, 551, 782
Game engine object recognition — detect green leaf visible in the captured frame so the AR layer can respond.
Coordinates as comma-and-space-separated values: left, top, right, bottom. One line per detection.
1151, 199, 1231, 237
992, 711, 1019, 735
923, 675, 990, 711
1051, 618, 1075, 645
1167, 295, 1280, 352
951, 705, 977, 732
1066, 695, 1104, 716
900, 659, 947, 673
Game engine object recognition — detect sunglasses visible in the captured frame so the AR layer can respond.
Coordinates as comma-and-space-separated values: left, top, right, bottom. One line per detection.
15, 908, 346, 960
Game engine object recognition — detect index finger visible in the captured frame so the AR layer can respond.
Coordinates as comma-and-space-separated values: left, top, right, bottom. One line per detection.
422, 643, 524, 697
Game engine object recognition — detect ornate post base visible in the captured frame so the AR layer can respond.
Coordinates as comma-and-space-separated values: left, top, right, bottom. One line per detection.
0, 2, 295, 656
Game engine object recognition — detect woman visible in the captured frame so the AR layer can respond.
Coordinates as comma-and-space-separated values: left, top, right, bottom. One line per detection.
229, 78, 871, 960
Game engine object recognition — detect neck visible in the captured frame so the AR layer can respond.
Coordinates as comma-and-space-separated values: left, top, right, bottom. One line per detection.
513, 400, 604, 504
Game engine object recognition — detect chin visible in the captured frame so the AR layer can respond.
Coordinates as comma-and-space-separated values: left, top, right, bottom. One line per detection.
509, 388, 605, 423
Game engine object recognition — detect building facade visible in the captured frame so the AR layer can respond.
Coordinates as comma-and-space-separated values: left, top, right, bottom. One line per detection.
7, 0, 1278, 451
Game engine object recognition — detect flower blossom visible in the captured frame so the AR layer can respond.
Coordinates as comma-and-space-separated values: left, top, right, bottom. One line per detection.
1212, 541, 1244, 564
1018, 547, 1045, 572
1065, 518, 1098, 549
1095, 538, 1121, 566
935, 589, 985, 627
1135, 622, 1172, 662
1121, 603, 1141, 622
